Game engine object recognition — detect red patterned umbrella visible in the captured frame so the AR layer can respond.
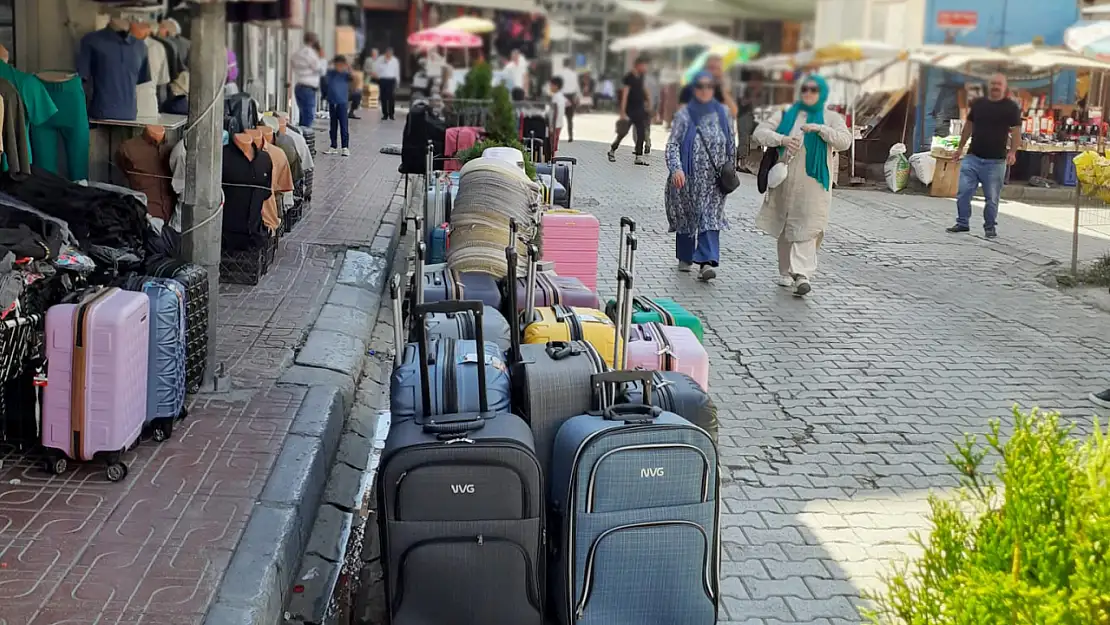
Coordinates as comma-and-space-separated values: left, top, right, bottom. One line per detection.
407, 27, 482, 50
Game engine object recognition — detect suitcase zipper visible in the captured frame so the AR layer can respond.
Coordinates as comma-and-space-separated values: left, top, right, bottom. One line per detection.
538, 272, 560, 305
70, 288, 114, 461
656, 372, 676, 413
574, 520, 714, 620
579, 341, 611, 409
444, 339, 457, 415
648, 322, 676, 372
557, 306, 583, 341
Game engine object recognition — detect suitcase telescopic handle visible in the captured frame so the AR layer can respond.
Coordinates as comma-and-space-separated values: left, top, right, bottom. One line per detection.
613, 235, 637, 370
506, 245, 522, 364
524, 244, 539, 329
593, 370, 655, 411
390, 274, 404, 368
414, 240, 426, 306
414, 300, 489, 416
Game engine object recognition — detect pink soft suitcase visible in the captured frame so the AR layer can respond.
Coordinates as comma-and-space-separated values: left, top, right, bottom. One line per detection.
42, 287, 149, 481
624, 322, 710, 391
540, 209, 600, 291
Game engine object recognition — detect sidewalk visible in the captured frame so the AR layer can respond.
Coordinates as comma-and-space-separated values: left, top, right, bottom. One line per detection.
0, 116, 404, 625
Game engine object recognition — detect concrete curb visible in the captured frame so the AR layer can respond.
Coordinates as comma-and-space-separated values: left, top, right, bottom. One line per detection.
203, 178, 409, 625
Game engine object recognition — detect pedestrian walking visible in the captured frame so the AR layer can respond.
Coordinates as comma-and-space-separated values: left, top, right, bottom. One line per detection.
736, 73, 764, 171
324, 55, 353, 156
945, 73, 1021, 239
608, 55, 652, 166
548, 75, 567, 153
557, 57, 579, 142
664, 71, 735, 283
292, 32, 324, 128
378, 47, 400, 121
753, 74, 852, 297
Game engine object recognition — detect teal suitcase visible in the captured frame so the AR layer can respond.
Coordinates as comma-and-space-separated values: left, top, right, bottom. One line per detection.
604, 296, 704, 343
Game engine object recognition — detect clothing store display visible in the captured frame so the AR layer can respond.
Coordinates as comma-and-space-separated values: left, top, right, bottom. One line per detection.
136, 81, 160, 119
271, 129, 303, 181
0, 95, 5, 153
221, 142, 272, 251
0, 168, 148, 254
0, 79, 30, 176
117, 133, 175, 221
30, 73, 90, 181
144, 35, 171, 89
77, 28, 152, 120
152, 36, 184, 81
284, 125, 314, 172
224, 93, 259, 134
260, 135, 294, 232
0, 61, 58, 132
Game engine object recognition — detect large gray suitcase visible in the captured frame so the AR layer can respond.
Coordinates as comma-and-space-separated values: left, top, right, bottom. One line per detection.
389, 290, 511, 419
377, 299, 544, 625
504, 244, 611, 475
548, 371, 721, 625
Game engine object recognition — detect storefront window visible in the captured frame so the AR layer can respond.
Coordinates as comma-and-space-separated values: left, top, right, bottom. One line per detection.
0, 0, 14, 65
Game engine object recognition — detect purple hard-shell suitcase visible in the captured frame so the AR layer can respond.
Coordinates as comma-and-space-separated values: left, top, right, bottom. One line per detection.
509, 243, 599, 312
41, 287, 149, 481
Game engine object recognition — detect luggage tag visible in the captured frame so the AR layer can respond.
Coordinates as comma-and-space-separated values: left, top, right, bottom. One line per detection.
462, 352, 507, 373
577, 312, 611, 325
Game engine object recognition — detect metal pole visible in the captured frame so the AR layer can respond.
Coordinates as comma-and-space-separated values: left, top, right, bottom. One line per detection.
183, 1, 227, 390
1072, 183, 1082, 275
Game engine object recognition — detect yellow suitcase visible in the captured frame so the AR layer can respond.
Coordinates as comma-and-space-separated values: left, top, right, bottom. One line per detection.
522, 305, 623, 368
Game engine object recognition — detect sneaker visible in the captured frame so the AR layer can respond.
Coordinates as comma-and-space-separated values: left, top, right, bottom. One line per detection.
1090, 389, 1110, 408
697, 265, 717, 282
984, 228, 998, 239
644, 140, 652, 155
341, 148, 351, 157
677, 261, 693, 273
607, 150, 616, 163
793, 275, 812, 296
776, 275, 794, 287
349, 113, 361, 120
946, 225, 970, 233
635, 157, 649, 166
324, 148, 338, 155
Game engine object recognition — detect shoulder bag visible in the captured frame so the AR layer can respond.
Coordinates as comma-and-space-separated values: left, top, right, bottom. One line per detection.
696, 126, 741, 195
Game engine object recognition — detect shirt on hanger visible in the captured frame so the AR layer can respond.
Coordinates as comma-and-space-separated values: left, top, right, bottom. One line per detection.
0, 61, 59, 131
284, 126, 314, 172
0, 78, 31, 176
136, 82, 160, 119
153, 36, 184, 80
77, 28, 152, 120
221, 142, 272, 251
145, 37, 171, 87
260, 142, 294, 233
116, 133, 175, 221
272, 131, 303, 181
169, 138, 225, 207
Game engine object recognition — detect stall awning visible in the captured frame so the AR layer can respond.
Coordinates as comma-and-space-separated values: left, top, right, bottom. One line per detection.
426, 0, 537, 12
609, 21, 738, 52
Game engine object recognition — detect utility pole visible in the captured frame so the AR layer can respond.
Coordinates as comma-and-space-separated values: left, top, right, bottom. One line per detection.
183, 1, 226, 391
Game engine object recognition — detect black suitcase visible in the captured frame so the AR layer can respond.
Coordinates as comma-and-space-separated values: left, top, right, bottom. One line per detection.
619, 370, 718, 443
504, 244, 611, 474
400, 103, 447, 175
377, 299, 545, 625
149, 259, 209, 393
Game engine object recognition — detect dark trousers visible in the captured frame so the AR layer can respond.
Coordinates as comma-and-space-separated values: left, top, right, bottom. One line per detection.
349, 91, 361, 116
294, 85, 317, 127
379, 78, 397, 119
611, 113, 649, 156
329, 103, 349, 148
565, 95, 577, 141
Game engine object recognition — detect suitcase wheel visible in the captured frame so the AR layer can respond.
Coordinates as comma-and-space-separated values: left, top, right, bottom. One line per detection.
105, 461, 129, 483
150, 418, 174, 443
45, 455, 68, 475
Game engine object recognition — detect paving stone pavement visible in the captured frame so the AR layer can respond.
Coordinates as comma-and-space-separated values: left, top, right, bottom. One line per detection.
0, 116, 404, 625
557, 116, 1110, 624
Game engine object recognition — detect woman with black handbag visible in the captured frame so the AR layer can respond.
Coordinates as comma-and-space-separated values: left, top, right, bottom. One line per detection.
753, 74, 852, 296
664, 71, 737, 283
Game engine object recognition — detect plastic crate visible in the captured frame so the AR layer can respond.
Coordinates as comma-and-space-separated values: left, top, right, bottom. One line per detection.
1057, 152, 1078, 187
220, 234, 277, 286
286, 198, 304, 232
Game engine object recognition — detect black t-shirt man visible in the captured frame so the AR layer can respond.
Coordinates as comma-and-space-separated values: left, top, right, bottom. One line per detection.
622, 71, 648, 117
967, 97, 1022, 160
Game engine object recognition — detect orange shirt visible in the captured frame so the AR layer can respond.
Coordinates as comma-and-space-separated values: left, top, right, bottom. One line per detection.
261, 142, 294, 231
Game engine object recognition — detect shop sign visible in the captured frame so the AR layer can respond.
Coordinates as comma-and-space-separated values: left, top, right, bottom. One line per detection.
535, 0, 618, 16
936, 10, 978, 30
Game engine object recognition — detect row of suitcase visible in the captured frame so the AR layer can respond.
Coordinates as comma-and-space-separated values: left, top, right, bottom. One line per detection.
37, 261, 209, 481
378, 223, 721, 624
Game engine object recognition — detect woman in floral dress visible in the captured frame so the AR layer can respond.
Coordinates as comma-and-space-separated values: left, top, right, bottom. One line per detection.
665, 71, 735, 282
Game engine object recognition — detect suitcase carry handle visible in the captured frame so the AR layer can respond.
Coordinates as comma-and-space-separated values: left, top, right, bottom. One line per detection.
414, 300, 489, 416
546, 341, 582, 360
390, 274, 404, 367
423, 418, 486, 436
602, 404, 662, 423
506, 244, 523, 363
553, 156, 577, 165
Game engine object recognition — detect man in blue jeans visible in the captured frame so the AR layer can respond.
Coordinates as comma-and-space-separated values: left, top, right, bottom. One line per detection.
946, 73, 1022, 239
292, 33, 324, 128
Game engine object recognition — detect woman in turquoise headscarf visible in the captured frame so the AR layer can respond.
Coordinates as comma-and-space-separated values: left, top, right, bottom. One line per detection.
753, 74, 852, 297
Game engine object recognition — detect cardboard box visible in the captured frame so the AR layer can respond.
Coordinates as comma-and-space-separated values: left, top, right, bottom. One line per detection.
931, 154, 961, 198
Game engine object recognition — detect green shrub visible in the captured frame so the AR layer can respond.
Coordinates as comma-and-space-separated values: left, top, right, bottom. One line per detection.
865, 407, 1110, 625
455, 61, 493, 100
485, 85, 516, 144
455, 137, 536, 180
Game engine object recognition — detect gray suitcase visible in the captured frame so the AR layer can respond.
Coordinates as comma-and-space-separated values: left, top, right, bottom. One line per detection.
389, 287, 512, 420
504, 243, 611, 475
377, 299, 545, 625
418, 304, 512, 354
548, 371, 721, 625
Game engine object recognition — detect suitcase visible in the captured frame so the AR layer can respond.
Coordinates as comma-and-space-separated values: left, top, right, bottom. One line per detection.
121, 276, 188, 441
604, 296, 704, 343
389, 298, 512, 420
42, 287, 149, 481
534, 157, 573, 207
395, 271, 512, 355
149, 259, 209, 393
618, 370, 718, 443
424, 158, 452, 264
507, 222, 598, 311
503, 244, 612, 475
548, 371, 720, 625
377, 299, 544, 625
540, 209, 599, 292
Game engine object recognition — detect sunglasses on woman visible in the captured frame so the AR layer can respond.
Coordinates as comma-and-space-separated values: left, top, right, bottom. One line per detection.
695, 82, 714, 90
800, 84, 820, 94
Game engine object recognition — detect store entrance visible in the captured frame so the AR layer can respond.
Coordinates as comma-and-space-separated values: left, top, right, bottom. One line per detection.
364, 10, 408, 78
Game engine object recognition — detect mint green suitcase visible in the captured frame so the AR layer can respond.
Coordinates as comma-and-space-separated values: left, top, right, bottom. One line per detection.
604, 296, 704, 343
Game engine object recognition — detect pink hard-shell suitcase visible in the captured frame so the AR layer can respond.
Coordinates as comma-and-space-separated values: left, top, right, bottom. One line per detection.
42, 287, 149, 481
624, 322, 710, 392
540, 209, 600, 292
